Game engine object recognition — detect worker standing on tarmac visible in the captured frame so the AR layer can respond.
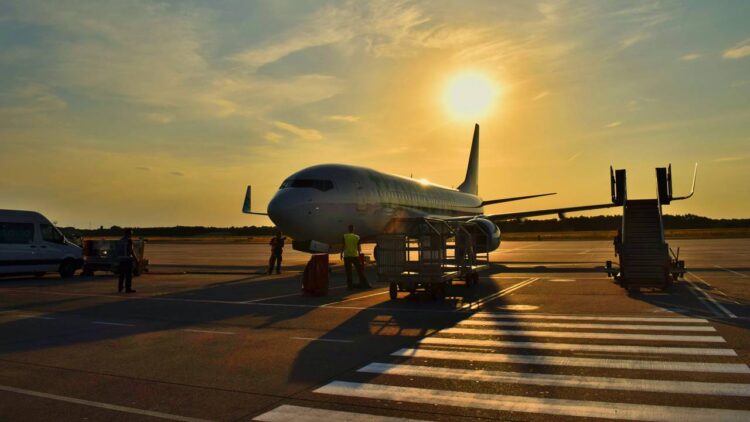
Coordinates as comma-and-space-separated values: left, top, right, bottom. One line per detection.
342, 224, 371, 290
118, 228, 138, 293
268, 231, 285, 274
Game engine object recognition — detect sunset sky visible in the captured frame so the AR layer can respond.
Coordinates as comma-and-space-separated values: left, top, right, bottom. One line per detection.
1, 1, 748, 228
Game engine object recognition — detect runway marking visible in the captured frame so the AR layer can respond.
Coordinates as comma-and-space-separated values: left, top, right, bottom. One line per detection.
316, 381, 750, 421
461, 277, 538, 310
417, 337, 737, 356
440, 327, 726, 343
457, 320, 716, 332
253, 404, 427, 421
16, 313, 56, 320
713, 265, 748, 278
321, 290, 389, 307
472, 313, 708, 323
290, 336, 354, 344
358, 362, 750, 397
0, 384, 212, 422
242, 285, 349, 303
577, 249, 592, 255
391, 348, 750, 373
685, 272, 737, 319
91, 321, 135, 327
183, 329, 235, 335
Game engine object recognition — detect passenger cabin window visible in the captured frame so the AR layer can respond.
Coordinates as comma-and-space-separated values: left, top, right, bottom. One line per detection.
0, 222, 35, 244
281, 179, 334, 191
40, 224, 65, 244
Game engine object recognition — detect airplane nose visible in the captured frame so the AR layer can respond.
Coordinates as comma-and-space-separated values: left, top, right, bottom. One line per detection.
267, 190, 308, 239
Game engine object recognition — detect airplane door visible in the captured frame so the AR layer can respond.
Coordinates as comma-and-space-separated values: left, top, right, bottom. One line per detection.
355, 179, 367, 213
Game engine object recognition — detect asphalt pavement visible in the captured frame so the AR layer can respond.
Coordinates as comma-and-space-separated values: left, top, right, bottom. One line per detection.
0, 239, 748, 421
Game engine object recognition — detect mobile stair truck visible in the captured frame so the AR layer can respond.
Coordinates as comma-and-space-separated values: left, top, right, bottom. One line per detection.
606, 164, 696, 292
375, 217, 490, 300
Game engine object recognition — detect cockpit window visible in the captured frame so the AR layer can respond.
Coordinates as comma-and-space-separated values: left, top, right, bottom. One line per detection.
279, 179, 334, 191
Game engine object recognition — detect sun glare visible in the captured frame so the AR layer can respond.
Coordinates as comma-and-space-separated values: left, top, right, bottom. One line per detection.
443, 71, 498, 120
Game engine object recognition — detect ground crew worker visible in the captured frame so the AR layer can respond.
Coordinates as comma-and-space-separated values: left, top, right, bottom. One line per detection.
341, 224, 371, 289
118, 228, 138, 293
268, 231, 285, 274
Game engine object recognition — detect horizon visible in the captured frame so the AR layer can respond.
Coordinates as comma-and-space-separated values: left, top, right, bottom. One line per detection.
2, 1, 749, 227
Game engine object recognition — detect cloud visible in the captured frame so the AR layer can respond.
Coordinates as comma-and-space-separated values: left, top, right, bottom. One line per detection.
723, 39, 750, 59
605, 121, 623, 128
681, 53, 701, 61
264, 132, 283, 143
146, 113, 174, 124
0, 83, 67, 117
273, 121, 322, 141
567, 152, 582, 161
327, 114, 360, 122
712, 156, 748, 163
170, 171, 184, 176
135, 166, 150, 171
533, 91, 550, 101
620, 32, 651, 49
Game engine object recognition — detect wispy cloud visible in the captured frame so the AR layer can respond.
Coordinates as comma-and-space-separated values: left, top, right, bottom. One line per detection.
327, 114, 360, 122
135, 166, 150, 171
620, 32, 651, 49
567, 152, 582, 161
0, 83, 66, 117
264, 132, 283, 143
170, 171, 184, 177
146, 113, 174, 124
533, 91, 550, 101
681, 53, 701, 61
723, 38, 750, 59
605, 121, 623, 128
712, 156, 748, 163
273, 121, 322, 141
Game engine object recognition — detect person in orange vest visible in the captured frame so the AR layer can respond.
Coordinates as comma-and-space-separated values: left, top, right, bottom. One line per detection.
341, 224, 371, 290
268, 231, 286, 274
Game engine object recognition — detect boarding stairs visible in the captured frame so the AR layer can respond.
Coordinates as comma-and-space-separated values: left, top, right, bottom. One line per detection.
606, 164, 696, 292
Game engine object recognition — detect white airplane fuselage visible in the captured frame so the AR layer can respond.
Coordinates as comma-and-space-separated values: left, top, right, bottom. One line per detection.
267, 164, 484, 250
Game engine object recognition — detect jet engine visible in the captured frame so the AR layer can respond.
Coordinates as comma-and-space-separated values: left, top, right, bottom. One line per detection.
467, 217, 501, 252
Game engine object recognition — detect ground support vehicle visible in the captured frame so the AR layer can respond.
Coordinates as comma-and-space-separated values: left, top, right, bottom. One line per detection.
376, 218, 489, 300
81, 239, 148, 276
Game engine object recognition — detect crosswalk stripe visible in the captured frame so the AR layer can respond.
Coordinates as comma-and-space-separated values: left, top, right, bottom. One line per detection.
458, 320, 716, 332
253, 404, 428, 421
440, 327, 726, 342
391, 348, 750, 373
418, 337, 738, 356
315, 381, 750, 422
359, 362, 750, 397
473, 313, 709, 323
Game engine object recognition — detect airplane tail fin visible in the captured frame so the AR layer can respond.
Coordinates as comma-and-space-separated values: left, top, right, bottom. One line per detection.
457, 123, 479, 195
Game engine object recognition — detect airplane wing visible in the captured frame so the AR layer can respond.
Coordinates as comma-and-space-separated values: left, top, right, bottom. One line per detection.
484, 202, 619, 221
482, 192, 556, 206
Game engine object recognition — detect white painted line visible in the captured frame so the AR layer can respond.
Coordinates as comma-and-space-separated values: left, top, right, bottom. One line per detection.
253, 404, 427, 421
473, 313, 708, 323
290, 336, 354, 344
359, 362, 750, 397
91, 321, 135, 327
242, 285, 350, 303
440, 327, 726, 343
462, 277, 538, 310
391, 348, 750, 373
183, 329, 235, 335
686, 272, 737, 319
321, 290, 389, 307
17, 314, 56, 320
713, 265, 748, 278
315, 381, 750, 422
0, 384, 212, 422
418, 337, 737, 356
457, 320, 716, 332
577, 249, 592, 255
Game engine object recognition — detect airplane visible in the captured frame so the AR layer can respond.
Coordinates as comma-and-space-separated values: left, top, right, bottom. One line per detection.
243, 124, 629, 254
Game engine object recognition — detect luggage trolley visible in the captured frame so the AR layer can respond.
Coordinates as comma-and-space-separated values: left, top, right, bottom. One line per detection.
376, 218, 490, 300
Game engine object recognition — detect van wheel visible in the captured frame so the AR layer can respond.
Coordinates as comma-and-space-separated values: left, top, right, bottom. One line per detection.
59, 259, 76, 278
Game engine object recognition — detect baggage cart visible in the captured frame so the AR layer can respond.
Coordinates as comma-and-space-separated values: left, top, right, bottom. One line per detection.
376, 218, 489, 300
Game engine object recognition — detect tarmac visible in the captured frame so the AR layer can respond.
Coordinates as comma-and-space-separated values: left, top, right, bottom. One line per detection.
0, 238, 748, 421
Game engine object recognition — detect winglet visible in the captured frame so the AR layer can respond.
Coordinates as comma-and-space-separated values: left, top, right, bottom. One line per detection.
672, 163, 697, 201
457, 123, 479, 195
242, 185, 268, 215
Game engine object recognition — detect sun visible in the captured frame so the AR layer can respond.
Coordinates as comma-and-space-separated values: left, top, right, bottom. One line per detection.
442, 71, 499, 120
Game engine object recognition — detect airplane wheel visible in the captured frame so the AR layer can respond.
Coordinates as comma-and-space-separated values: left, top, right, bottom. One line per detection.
389, 282, 398, 300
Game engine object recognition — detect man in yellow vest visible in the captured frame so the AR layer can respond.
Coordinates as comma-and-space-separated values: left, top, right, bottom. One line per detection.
341, 224, 371, 290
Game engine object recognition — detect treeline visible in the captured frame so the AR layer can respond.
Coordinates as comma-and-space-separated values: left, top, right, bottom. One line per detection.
60, 225, 277, 238
499, 214, 750, 232
60, 214, 750, 238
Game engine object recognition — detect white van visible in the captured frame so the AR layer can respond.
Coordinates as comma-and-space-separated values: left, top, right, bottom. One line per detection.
0, 210, 83, 278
